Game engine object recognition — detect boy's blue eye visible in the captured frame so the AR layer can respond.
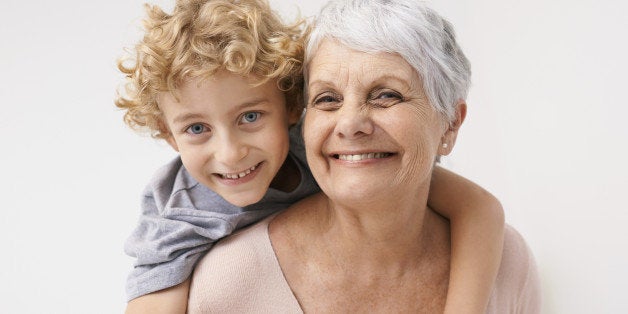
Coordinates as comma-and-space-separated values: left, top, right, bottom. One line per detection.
241, 112, 260, 123
186, 123, 206, 134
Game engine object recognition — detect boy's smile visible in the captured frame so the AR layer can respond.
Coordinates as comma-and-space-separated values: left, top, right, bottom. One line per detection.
216, 162, 260, 180
159, 71, 299, 207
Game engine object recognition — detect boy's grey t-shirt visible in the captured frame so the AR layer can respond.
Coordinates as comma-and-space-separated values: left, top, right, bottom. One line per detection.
124, 124, 319, 301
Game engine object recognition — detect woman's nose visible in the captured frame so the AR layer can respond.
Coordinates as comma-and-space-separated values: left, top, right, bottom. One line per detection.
213, 132, 248, 165
334, 103, 374, 139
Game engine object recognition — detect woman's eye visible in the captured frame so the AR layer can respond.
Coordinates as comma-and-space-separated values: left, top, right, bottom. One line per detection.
314, 95, 336, 104
311, 92, 342, 110
240, 112, 261, 124
369, 90, 403, 107
185, 123, 208, 135
378, 92, 401, 99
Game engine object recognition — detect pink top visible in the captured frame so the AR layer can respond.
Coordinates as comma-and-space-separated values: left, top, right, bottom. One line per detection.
188, 215, 541, 313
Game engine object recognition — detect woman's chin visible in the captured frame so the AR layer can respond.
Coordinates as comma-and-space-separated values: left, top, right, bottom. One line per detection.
326, 186, 390, 207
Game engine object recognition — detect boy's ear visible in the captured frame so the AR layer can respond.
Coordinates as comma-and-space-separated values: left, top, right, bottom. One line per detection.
165, 135, 179, 152
439, 100, 467, 156
158, 119, 179, 152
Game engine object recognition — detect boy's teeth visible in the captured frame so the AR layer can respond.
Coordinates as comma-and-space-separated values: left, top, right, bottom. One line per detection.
222, 164, 257, 179
338, 153, 390, 161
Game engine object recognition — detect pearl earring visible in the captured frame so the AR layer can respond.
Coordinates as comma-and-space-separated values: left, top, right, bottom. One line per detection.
442, 143, 448, 148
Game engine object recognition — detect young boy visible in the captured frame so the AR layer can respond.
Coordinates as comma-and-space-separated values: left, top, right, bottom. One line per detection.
116, 0, 504, 313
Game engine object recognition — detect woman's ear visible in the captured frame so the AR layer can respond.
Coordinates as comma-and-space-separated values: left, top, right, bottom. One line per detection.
438, 100, 467, 156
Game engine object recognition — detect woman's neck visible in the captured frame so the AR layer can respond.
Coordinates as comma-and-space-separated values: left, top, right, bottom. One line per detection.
269, 192, 451, 312
325, 197, 448, 267
275, 190, 449, 270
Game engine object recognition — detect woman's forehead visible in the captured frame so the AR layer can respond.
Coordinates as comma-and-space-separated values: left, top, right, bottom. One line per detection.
307, 40, 419, 88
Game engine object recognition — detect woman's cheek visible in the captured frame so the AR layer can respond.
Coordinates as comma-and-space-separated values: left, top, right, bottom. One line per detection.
303, 111, 327, 145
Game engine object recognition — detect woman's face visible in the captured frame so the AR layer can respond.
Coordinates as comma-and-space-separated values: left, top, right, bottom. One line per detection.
304, 39, 452, 206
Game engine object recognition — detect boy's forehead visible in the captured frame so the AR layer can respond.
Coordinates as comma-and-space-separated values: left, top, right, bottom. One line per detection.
158, 73, 286, 110
189, 70, 269, 85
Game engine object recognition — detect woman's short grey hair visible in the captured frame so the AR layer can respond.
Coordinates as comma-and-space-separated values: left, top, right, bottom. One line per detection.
305, 0, 471, 122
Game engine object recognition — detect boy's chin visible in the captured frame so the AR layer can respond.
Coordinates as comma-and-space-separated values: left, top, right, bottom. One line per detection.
224, 193, 266, 208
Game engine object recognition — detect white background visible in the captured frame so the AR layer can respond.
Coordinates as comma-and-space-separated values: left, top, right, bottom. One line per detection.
1, 0, 626, 313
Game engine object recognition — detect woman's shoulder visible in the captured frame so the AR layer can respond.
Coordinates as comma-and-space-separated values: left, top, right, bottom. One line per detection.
196, 215, 274, 266
187, 215, 301, 313
188, 217, 271, 298
487, 225, 542, 313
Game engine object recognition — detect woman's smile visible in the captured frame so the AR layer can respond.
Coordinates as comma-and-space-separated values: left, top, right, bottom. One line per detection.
332, 152, 394, 161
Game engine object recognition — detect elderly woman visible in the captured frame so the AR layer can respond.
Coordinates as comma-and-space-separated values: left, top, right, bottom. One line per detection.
188, 0, 541, 312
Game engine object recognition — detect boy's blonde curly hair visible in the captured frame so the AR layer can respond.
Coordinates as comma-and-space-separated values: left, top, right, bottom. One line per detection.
115, 0, 308, 139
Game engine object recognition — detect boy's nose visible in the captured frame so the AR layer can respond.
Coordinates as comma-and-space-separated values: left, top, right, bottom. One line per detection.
213, 133, 248, 165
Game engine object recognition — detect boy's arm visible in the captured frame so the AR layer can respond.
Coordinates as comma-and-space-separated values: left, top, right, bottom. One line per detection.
126, 278, 190, 314
428, 166, 505, 314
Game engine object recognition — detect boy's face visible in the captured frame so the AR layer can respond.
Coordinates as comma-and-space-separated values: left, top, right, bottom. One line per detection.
159, 71, 299, 207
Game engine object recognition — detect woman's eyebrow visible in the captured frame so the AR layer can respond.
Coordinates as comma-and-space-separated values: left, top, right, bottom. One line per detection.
309, 74, 412, 90
369, 75, 413, 89
307, 79, 333, 90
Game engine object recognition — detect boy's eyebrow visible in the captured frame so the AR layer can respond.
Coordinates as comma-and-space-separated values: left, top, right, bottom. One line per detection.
228, 97, 271, 114
173, 113, 205, 125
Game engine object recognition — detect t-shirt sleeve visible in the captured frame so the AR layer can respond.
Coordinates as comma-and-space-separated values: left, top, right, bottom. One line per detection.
123, 159, 237, 301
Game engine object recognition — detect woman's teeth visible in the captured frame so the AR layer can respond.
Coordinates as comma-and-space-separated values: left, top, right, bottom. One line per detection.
221, 164, 257, 179
337, 152, 391, 161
